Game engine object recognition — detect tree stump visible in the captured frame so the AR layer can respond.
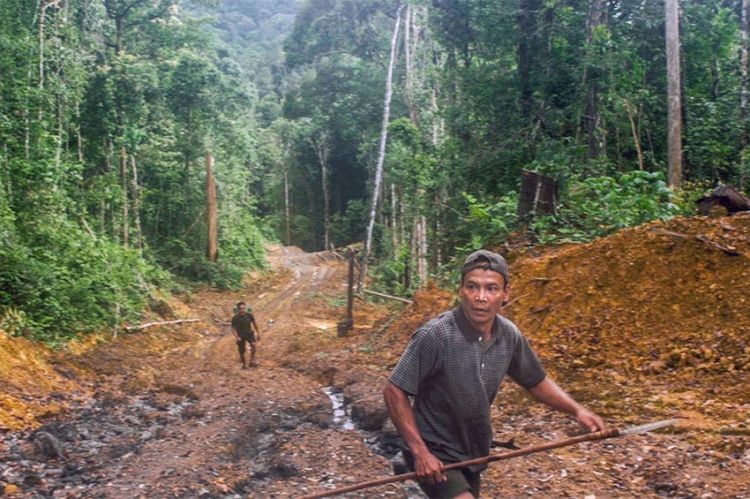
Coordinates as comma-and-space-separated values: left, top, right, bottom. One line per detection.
517, 170, 559, 219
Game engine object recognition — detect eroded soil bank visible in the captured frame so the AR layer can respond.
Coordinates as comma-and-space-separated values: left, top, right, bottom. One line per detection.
2, 216, 750, 497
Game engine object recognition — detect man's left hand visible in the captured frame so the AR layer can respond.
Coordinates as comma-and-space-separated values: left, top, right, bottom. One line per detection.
575, 407, 606, 432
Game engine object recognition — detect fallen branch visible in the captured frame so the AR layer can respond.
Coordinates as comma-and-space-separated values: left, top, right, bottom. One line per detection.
124, 319, 200, 333
503, 292, 530, 309
531, 277, 556, 282
651, 228, 741, 256
362, 289, 413, 305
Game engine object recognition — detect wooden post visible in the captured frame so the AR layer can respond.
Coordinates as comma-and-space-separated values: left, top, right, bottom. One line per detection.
206, 152, 218, 262
347, 249, 355, 325
338, 248, 355, 337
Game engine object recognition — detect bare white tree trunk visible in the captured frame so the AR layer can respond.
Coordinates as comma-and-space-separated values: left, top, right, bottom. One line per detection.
404, 5, 419, 126
359, 5, 404, 292
311, 132, 331, 250
417, 214, 428, 284
435, 218, 442, 269
131, 155, 143, 254
665, 0, 683, 187
431, 83, 442, 147
284, 169, 291, 246
120, 146, 129, 247
205, 152, 218, 261
75, 100, 83, 162
624, 101, 645, 171
391, 183, 398, 252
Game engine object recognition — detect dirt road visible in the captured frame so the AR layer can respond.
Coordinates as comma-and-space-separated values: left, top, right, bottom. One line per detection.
0, 246, 401, 498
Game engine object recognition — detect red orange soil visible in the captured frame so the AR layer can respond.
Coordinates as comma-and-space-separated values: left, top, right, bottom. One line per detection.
1, 216, 750, 498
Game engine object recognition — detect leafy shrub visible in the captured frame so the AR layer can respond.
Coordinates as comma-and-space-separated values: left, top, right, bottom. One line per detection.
156, 211, 267, 290
0, 215, 169, 345
458, 191, 519, 252
530, 171, 682, 244
371, 244, 412, 296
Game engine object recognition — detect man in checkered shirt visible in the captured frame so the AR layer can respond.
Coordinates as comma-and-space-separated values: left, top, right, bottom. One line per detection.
384, 249, 606, 498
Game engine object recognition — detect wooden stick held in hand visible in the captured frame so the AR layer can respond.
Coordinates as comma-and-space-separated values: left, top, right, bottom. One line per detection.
301, 420, 677, 499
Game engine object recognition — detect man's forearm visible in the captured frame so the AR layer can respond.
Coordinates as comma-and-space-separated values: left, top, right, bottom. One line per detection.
527, 377, 582, 415
383, 381, 446, 482
527, 377, 606, 431
383, 382, 430, 455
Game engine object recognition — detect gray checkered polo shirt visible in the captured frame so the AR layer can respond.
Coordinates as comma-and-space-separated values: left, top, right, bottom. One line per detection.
389, 306, 546, 471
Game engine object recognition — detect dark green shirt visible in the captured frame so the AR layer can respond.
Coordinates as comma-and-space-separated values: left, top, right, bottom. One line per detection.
231, 312, 256, 340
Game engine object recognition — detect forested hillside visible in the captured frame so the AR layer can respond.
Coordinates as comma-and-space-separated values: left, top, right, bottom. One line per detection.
2, 0, 750, 342
0, 0, 280, 341
268, 0, 750, 293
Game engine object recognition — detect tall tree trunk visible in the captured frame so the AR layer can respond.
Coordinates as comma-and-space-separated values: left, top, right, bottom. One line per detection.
38, 0, 46, 92
284, 169, 291, 246
391, 183, 398, 252
205, 152, 218, 262
742, 0, 749, 190
417, 214, 428, 285
359, 5, 404, 292
518, 0, 541, 124
75, 100, 83, 162
665, 0, 683, 187
624, 101, 645, 170
120, 146, 129, 247
2, 144, 10, 203
431, 82, 442, 146
311, 133, 331, 250
582, 0, 607, 158
130, 155, 143, 254
404, 4, 419, 126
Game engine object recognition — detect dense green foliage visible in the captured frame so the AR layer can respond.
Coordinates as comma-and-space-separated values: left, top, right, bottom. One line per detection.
0, 0, 269, 341
273, 0, 747, 296
4, 0, 750, 337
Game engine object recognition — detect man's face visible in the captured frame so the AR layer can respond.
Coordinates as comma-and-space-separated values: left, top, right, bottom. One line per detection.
459, 268, 509, 329
238, 304, 246, 314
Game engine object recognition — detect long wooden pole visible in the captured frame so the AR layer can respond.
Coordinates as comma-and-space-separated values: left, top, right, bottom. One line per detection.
301, 429, 622, 499
124, 319, 200, 333
362, 288, 413, 305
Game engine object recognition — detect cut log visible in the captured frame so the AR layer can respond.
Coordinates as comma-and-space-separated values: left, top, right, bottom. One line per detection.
697, 185, 750, 215
361, 289, 413, 305
124, 319, 200, 333
651, 228, 741, 256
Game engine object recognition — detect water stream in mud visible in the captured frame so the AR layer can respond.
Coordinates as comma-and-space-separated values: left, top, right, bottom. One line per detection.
322, 387, 355, 430
323, 387, 426, 498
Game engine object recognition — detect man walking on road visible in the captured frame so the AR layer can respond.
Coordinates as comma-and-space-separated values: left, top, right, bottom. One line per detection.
383, 249, 606, 498
231, 301, 261, 368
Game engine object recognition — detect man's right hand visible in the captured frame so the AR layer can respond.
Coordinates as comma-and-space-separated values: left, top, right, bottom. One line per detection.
413, 449, 446, 484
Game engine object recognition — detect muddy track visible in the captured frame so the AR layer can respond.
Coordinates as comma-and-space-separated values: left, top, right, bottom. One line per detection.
5, 243, 748, 498
0, 246, 398, 498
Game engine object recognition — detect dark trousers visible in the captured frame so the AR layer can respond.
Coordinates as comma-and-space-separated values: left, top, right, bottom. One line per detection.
403, 448, 481, 498
236, 336, 256, 365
